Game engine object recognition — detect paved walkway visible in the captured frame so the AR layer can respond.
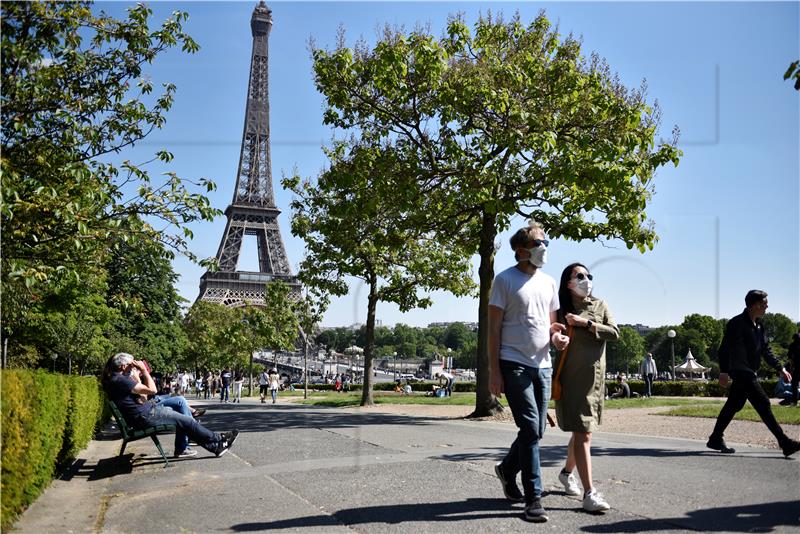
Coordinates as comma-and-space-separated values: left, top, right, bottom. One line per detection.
13, 398, 800, 533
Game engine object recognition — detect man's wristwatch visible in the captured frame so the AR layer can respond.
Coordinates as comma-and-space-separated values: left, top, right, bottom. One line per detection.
586, 320, 594, 329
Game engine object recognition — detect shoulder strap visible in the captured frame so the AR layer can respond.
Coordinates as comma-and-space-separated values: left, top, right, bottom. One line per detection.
553, 325, 574, 383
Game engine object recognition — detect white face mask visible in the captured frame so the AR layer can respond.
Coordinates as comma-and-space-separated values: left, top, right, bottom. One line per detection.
524, 245, 547, 267
572, 277, 592, 297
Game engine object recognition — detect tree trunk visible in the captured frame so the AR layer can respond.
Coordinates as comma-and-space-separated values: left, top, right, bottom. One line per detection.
469, 209, 504, 418
360, 273, 378, 407
303, 333, 309, 400
248, 351, 254, 397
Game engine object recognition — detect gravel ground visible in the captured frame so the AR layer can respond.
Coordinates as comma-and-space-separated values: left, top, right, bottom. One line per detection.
347, 401, 800, 450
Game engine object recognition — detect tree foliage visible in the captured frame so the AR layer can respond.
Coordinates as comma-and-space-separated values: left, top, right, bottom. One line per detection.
284, 143, 476, 406
760, 312, 796, 347
1, 1, 219, 291
607, 326, 645, 374
307, 11, 681, 414
785, 60, 800, 91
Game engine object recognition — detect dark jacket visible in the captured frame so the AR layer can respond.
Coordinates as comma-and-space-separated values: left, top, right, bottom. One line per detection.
718, 309, 783, 376
787, 336, 800, 366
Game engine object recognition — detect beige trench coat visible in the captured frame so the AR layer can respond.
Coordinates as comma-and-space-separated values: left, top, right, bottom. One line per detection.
554, 296, 619, 433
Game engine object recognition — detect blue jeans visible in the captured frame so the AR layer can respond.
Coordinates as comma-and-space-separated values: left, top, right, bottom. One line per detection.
499, 360, 552, 503
220, 385, 229, 402
270, 389, 277, 403
141, 400, 221, 455
151, 395, 193, 450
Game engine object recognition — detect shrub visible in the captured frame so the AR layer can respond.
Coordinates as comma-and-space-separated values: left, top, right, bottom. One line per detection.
1, 370, 103, 529
58, 377, 104, 468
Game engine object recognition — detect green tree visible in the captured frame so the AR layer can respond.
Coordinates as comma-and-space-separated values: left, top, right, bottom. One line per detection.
785, 60, 800, 90
310, 12, 680, 415
607, 326, 644, 375
183, 300, 238, 372
680, 314, 723, 363
443, 322, 472, 352
285, 150, 475, 406
105, 238, 188, 372
761, 313, 796, 347
1, 1, 219, 293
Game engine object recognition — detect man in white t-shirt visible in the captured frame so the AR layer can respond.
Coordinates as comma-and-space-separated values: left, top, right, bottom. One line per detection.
488, 221, 569, 523
434, 371, 454, 396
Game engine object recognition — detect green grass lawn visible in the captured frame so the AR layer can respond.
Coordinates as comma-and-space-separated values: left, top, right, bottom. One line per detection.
663, 403, 800, 425
288, 391, 800, 425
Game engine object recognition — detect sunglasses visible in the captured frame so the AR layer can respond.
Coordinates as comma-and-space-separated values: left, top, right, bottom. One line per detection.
527, 239, 550, 248
574, 273, 593, 281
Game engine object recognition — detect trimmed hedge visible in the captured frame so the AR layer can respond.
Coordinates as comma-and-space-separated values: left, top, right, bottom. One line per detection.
627, 379, 777, 398
1, 370, 104, 529
298, 379, 779, 398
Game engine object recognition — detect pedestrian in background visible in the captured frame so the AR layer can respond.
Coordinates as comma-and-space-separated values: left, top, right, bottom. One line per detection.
232, 370, 244, 403
787, 332, 800, 406
639, 353, 657, 398
707, 290, 799, 457
553, 262, 619, 513
220, 367, 231, 402
268, 368, 280, 404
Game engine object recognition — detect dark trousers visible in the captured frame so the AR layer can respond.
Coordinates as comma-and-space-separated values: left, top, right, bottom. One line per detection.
791, 371, 799, 404
711, 372, 788, 445
643, 374, 654, 397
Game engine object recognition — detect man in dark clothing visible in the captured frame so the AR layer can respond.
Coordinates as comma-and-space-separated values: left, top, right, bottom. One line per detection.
103, 353, 238, 458
787, 333, 800, 406
707, 290, 800, 458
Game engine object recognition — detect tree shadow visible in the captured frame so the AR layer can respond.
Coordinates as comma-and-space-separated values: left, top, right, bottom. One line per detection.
580, 500, 800, 533
231, 497, 520, 531
197, 403, 449, 434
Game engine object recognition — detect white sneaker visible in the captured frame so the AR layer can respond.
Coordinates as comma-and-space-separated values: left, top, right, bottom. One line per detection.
583, 488, 611, 513
558, 471, 582, 497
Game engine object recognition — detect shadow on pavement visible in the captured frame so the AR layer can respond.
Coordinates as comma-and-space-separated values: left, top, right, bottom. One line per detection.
591, 445, 790, 462
230, 497, 520, 530
581, 499, 800, 533
197, 403, 448, 434
59, 455, 133, 482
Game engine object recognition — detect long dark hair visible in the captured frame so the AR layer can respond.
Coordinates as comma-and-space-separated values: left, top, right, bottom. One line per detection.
557, 262, 589, 323
101, 356, 118, 392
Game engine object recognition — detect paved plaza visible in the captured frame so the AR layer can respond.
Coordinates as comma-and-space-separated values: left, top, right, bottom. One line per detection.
14, 399, 800, 533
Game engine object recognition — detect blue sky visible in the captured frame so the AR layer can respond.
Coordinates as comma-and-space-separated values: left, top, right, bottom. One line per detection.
105, 1, 799, 329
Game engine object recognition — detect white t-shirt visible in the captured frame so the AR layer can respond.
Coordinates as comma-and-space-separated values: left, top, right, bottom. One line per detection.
489, 266, 559, 368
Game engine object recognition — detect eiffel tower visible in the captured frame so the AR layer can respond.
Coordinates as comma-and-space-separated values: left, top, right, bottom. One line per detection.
198, 1, 300, 307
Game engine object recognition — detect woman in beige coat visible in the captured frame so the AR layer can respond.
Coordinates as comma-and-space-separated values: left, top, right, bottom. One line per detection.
554, 262, 619, 513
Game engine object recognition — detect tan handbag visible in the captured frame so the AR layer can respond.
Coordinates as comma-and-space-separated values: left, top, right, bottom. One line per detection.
551, 325, 574, 401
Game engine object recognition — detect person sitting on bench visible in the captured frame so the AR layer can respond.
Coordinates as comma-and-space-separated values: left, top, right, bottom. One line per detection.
103, 352, 238, 458
609, 375, 638, 399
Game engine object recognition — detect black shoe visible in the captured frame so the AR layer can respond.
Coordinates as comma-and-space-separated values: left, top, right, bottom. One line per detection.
780, 439, 800, 458
192, 408, 207, 418
215, 430, 238, 457
706, 436, 735, 454
523, 499, 548, 523
494, 463, 524, 502
225, 429, 239, 450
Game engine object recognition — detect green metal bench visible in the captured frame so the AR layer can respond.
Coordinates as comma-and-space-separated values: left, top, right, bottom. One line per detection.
107, 400, 176, 468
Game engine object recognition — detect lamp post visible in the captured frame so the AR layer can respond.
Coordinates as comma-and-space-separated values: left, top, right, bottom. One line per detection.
667, 329, 676, 381
50, 353, 57, 373
393, 352, 398, 381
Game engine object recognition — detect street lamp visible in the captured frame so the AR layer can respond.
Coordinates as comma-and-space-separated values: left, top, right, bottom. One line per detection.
667, 329, 677, 381
393, 352, 398, 381
50, 353, 57, 373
